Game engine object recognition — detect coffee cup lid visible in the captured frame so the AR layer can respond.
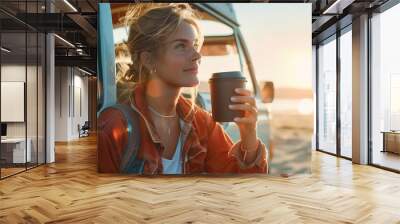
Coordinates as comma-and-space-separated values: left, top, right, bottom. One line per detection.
209, 71, 247, 80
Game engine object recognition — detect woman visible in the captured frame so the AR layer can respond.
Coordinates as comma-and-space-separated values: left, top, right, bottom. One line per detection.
98, 3, 269, 174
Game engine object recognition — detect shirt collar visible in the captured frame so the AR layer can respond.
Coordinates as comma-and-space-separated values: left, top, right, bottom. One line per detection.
128, 83, 197, 143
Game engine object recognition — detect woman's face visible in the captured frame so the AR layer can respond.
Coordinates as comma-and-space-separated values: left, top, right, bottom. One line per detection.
153, 21, 202, 88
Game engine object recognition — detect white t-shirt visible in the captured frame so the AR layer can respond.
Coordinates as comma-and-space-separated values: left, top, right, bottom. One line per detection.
161, 119, 184, 174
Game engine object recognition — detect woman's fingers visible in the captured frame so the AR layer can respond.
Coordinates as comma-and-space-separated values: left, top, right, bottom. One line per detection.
228, 103, 258, 115
231, 89, 258, 131
234, 88, 252, 96
230, 95, 256, 107
233, 116, 257, 123
230, 88, 258, 124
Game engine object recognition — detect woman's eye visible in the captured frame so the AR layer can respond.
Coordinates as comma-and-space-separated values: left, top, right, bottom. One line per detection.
176, 43, 185, 49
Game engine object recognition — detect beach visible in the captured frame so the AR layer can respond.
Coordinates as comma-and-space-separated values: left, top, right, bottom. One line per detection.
267, 98, 314, 176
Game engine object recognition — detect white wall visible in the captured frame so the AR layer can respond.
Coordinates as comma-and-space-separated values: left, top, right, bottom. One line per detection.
55, 66, 69, 141
70, 71, 89, 139
75, 71, 89, 138
1, 65, 38, 138
1, 65, 26, 129
1, 63, 46, 164
54, 67, 89, 141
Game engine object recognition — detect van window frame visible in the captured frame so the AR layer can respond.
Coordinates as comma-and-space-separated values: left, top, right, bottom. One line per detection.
194, 4, 259, 96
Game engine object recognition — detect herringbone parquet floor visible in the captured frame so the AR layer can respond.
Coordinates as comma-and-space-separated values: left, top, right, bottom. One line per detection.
1, 135, 399, 223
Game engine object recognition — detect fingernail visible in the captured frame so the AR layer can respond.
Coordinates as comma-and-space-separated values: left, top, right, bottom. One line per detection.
229, 105, 233, 108
234, 117, 239, 121
230, 97, 236, 101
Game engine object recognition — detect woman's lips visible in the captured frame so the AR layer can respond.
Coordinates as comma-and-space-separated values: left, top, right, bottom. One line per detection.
183, 66, 198, 74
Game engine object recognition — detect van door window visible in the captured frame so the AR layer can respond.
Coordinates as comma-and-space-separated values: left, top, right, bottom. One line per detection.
196, 19, 253, 95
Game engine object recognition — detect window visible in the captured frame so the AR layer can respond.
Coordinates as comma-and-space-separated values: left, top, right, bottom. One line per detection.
390, 74, 400, 130
339, 28, 352, 158
371, 3, 400, 171
0, 0, 46, 179
317, 36, 337, 154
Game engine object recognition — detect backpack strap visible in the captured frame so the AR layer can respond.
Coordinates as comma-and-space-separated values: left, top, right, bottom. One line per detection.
109, 103, 144, 174
97, 103, 144, 173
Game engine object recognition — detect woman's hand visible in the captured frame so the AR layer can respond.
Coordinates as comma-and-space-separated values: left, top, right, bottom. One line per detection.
228, 88, 259, 156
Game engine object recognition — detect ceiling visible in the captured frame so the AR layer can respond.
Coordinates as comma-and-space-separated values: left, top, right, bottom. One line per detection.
308, 0, 390, 43
0, 0, 97, 75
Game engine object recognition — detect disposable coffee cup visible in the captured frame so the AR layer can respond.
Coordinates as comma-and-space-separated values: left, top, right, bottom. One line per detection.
209, 71, 247, 122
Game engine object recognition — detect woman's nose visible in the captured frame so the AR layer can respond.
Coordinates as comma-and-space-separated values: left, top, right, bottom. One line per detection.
192, 49, 201, 63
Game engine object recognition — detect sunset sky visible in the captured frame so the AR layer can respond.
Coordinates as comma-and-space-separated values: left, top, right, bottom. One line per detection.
232, 3, 312, 90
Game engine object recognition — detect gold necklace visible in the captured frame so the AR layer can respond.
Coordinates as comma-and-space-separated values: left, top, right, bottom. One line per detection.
147, 105, 177, 118
147, 105, 177, 136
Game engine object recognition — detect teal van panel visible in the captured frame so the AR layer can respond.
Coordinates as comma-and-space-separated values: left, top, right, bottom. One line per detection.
97, 3, 117, 115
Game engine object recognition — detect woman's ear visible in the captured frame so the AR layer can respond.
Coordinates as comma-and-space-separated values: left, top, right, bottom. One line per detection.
139, 51, 153, 71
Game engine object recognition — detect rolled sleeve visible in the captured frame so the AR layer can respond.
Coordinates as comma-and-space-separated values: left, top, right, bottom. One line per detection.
203, 109, 269, 173
228, 139, 268, 171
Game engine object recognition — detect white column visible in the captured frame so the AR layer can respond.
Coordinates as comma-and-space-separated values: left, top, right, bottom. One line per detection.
46, 1, 55, 163
46, 33, 55, 163
352, 14, 369, 164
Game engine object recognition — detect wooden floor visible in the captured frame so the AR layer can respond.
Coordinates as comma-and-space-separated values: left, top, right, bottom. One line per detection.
1, 162, 46, 178
372, 151, 400, 171
0, 135, 400, 223
0, 167, 26, 178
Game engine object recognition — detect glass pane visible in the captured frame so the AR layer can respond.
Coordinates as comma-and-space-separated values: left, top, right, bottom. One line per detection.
24, 0, 42, 169
340, 29, 352, 158
38, 33, 45, 165
371, 4, 400, 171
237, 36, 255, 95
0, 0, 46, 178
198, 20, 234, 36
1, 31, 27, 177
390, 75, 400, 130
27, 31, 38, 169
317, 36, 337, 154
197, 36, 242, 94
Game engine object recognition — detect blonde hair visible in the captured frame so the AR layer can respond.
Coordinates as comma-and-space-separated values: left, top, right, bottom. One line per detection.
120, 3, 203, 118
